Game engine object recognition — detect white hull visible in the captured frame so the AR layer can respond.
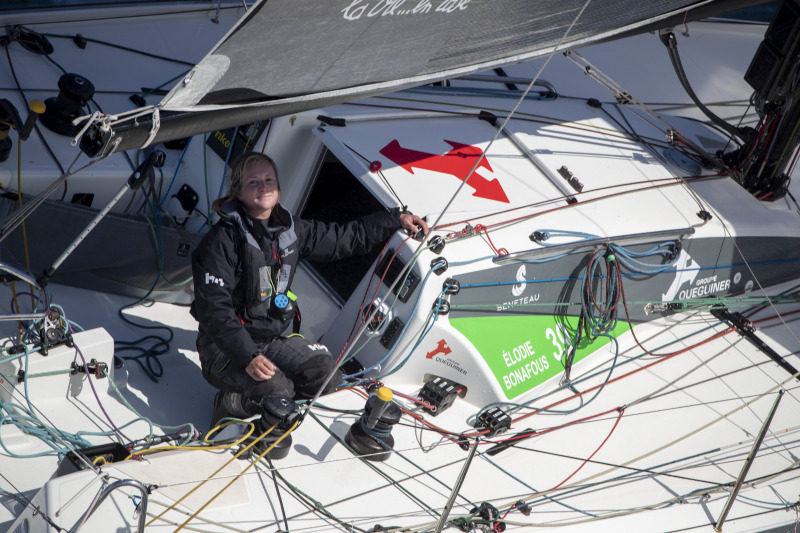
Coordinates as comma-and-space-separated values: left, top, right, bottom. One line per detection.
2, 3, 800, 533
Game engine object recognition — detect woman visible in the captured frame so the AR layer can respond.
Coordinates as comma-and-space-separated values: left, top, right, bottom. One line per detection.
191, 151, 427, 422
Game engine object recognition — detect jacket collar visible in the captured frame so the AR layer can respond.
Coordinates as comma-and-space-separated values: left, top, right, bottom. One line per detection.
219, 200, 294, 249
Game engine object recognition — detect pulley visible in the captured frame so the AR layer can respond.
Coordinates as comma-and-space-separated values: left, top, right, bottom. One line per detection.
463, 503, 505, 532
3, 26, 54, 55
443, 277, 460, 295
429, 235, 446, 254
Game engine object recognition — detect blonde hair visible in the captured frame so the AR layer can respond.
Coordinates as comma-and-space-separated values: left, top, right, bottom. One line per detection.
212, 151, 279, 215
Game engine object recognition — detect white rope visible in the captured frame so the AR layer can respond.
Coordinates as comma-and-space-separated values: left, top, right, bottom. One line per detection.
141, 107, 161, 149
71, 111, 105, 147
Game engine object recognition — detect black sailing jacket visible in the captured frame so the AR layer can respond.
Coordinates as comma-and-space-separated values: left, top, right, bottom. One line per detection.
191, 200, 400, 368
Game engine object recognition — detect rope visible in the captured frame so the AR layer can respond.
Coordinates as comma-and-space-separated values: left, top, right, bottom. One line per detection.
307, 410, 441, 520
145, 421, 283, 528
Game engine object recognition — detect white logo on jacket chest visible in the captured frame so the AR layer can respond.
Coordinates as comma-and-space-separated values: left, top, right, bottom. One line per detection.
205, 272, 224, 287
308, 343, 329, 352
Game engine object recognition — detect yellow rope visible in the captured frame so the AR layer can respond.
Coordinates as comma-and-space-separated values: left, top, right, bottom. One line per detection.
123, 420, 256, 461
145, 421, 285, 528
10, 281, 24, 341
173, 420, 299, 532
11, 141, 34, 339
16, 141, 33, 279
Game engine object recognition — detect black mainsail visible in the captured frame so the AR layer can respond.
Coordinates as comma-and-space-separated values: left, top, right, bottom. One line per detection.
87, 0, 771, 155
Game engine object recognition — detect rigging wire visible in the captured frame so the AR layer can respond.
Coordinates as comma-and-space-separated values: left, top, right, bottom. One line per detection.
306, 410, 442, 521
145, 421, 294, 530
259, 462, 370, 533
265, 457, 291, 533
290, 25, 800, 528
564, 50, 718, 218
303, 0, 599, 420
2, 42, 65, 179
6, 10, 800, 532
312, 150, 800, 528
558, 30, 800, 357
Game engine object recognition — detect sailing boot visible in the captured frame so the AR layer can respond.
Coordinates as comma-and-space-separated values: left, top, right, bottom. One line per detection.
210, 390, 253, 428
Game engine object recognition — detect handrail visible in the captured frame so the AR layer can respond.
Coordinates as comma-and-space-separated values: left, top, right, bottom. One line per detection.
69, 479, 149, 533
457, 75, 558, 97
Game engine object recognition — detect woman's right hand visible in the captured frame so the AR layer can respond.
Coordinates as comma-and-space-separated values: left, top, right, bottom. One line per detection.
246, 354, 277, 381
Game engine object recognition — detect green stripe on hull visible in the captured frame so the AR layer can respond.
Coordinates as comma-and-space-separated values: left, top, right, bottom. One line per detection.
450, 315, 630, 399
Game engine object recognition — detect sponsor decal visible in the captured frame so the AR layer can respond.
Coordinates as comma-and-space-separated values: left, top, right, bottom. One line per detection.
495, 264, 540, 311
205, 272, 224, 287
661, 250, 731, 302
426, 339, 452, 359
433, 355, 467, 376
425, 338, 467, 375
342, 0, 471, 20
678, 274, 731, 300
497, 295, 540, 312
379, 139, 509, 203
451, 315, 629, 399
661, 249, 697, 302
511, 265, 526, 297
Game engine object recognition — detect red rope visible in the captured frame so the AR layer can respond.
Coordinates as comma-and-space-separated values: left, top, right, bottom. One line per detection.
547, 407, 625, 491
494, 406, 625, 529
474, 224, 508, 256
336, 236, 409, 362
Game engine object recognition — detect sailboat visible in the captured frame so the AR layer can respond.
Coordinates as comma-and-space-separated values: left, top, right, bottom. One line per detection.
2, 0, 800, 531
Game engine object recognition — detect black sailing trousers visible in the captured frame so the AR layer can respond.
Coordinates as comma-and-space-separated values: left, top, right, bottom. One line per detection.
197, 331, 342, 415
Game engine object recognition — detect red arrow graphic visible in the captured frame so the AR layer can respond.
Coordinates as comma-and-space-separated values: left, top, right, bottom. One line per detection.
379, 139, 509, 203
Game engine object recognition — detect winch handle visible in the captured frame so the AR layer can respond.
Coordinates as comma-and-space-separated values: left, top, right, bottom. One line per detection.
19, 100, 45, 141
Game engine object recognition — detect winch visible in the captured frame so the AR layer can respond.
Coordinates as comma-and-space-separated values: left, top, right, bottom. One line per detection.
252, 394, 300, 460
345, 387, 401, 462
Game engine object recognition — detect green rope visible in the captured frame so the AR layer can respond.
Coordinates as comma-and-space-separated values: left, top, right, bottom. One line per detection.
140, 211, 192, 287
0, 368, 71, 380
448, 295, 800, 311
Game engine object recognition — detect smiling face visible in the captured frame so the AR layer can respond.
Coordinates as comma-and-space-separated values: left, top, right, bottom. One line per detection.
235, 159, 280, 220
